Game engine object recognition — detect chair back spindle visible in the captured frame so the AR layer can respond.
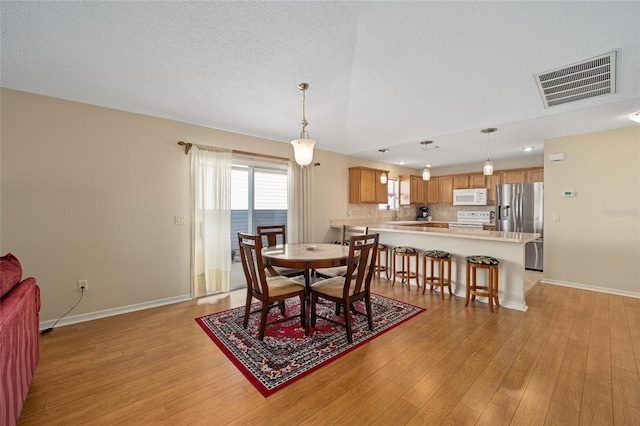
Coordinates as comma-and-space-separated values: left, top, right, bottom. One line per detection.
238, 232, 268, 297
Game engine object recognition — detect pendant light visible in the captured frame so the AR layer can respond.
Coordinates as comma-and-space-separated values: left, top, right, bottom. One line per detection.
291, 83, 316, 166
379, 149, 389, 184
481, 128, 497, 176
420, 140, 432, 181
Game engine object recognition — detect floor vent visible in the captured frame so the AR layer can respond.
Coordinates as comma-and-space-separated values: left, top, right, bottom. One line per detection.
534, 51, 616, 108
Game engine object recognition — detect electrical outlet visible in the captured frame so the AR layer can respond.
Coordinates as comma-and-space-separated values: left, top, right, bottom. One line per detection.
175, 215, 186, 225
77, 279, 88, 292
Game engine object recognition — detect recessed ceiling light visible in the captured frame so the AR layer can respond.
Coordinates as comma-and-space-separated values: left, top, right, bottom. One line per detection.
631, 112, 640, 123
522, 146, 535, 152
398, 161, 406, 165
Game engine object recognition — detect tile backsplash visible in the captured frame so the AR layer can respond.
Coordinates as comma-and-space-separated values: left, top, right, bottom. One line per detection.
346, 204, 417, 222
344, 204, 495, 223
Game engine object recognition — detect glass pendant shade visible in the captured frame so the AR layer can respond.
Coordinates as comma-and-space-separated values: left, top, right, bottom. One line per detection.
483, 159, 494, 176
291, 139, 316, 166
481, 128, 497, 176
380, 171, 388, 184
422, 167, 430, 181
291, 83, 315, 166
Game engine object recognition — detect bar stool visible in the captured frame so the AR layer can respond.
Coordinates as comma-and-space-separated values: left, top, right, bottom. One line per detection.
393, 246, 419, 290
465, 255, 500, 312
375, 243, 390, 280
422, 250, 452, 299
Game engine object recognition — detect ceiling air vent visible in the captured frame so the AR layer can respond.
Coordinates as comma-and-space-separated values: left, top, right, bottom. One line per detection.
534, 51, 616, 108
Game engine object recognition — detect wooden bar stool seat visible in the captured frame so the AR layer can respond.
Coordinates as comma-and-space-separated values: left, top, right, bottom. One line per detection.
422, 250, 452, 299
375, 243, 390, 280
392, 246, 419, 290
465, 255, 500, 312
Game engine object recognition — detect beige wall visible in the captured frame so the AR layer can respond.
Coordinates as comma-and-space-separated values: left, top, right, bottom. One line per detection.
544, 127, 640, 295
4, 89, 637, 324
0, 89, 416, 322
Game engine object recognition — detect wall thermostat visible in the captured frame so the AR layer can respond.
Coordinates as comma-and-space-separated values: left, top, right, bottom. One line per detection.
562, 191, 576, 197
550, 152, 565, 161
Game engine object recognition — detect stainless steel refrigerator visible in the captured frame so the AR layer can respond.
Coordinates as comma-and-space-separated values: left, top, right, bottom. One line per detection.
496, 183, 544, 271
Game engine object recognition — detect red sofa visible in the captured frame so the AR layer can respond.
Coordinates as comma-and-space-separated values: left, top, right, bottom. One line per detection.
1, 253, 40, 426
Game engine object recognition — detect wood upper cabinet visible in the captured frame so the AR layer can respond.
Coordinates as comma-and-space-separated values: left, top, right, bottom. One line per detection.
399, 175, 424, 205
469, 173, 486, 188
349, 167, 388, 204
439, 176, 454, 204
486, 174, 501, 205
453, 175, 469, 189
424, 177, 439, 204
419, 167, 542, 205
527, 167, 544, 183
501, 169, 526, 184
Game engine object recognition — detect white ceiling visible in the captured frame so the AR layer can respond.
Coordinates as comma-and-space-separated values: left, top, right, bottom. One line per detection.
2, 1, 639, 170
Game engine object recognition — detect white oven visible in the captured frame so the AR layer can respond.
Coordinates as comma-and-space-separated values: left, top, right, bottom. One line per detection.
448, 211, 491, 229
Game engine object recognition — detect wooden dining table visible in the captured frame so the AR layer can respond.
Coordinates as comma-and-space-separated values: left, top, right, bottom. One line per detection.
262, 243, 350, 288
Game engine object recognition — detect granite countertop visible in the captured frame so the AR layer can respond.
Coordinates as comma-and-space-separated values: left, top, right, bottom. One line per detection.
330, 219, 537, 243
368, 223, 539, 243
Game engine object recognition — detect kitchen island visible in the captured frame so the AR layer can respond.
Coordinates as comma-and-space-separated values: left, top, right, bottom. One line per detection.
331, 221, 539, 311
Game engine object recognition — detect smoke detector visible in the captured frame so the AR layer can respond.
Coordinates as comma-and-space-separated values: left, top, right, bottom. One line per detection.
534, 51, 616, 108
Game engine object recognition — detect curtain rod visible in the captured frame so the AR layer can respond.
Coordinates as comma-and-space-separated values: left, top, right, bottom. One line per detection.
177, 141, 289, 162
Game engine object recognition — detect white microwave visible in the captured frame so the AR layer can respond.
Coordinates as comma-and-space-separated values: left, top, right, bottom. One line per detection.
453, 188, 488, 206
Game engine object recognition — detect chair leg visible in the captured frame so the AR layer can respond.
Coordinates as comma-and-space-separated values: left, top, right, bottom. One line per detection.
243, 292, 253, 328
392, 252, 397, 287
299, 294, 308, 335
465, 262, 471, 306
344, 302, 353, 343
310, 293, 317, 327
279, 300, 286, 315
447, 258, 452, 295
365, 294, 374, 331
258, 302, 270, 341
488, 266, 494, 313
493, 268, 500, 307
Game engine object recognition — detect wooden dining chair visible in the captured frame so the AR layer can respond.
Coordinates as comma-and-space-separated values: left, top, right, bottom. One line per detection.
238, 232, 308, 340
310, 233, 379, 343
256, 225, 305, 278
315, 225, 369, 279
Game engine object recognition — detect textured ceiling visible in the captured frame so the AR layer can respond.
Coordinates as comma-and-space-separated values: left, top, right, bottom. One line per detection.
2, 1, 639, 170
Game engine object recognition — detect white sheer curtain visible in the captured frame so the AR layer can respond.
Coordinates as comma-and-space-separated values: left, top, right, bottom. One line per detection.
191, 146, 232, 297
287, 161, 314, 243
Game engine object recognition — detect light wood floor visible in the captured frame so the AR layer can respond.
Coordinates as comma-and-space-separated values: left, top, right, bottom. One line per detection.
20, 279, 640, 425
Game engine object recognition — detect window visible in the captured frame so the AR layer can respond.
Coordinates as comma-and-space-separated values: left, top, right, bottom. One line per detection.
230, 160, 288, 254
379, 179, 399, 210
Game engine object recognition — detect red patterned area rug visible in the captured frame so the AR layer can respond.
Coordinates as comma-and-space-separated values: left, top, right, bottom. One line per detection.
195, 294, 425, 397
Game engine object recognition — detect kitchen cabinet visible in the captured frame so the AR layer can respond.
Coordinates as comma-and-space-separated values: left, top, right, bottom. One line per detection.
469, 174, 486, 188
453, 175, 469, 189
439, 176, 454, 204
399, 175, 424, 205
501, 170, 526, 184
486, 174, 501, 204
424, 177, 439, 204
527, 168, 544, 183
349, 166, 389, 204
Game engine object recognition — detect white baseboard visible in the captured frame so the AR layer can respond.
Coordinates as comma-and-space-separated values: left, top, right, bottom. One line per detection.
39, 294, 192, 331
542, 279, 640, 299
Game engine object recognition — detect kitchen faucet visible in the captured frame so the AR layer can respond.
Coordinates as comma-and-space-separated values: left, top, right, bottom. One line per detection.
393, 205, 405, 221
